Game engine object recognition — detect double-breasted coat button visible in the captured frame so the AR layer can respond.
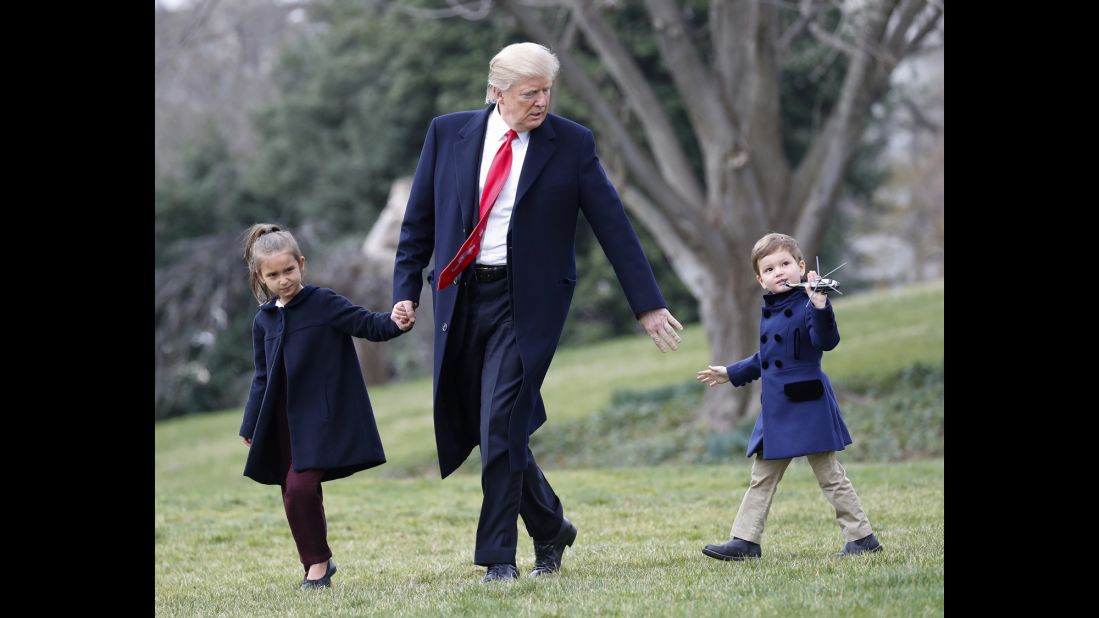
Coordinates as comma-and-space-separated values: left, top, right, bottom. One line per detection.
784, 309, 793, 317
761, 335, 767, 343
774, 334, 782, 342
763, 310, 771, 318
762, 360, 769, 369
774, 360, 784, 368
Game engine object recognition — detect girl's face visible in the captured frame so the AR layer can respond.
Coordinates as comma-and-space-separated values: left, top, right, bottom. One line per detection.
258, 251, 305, 304
756, 250, 806, 294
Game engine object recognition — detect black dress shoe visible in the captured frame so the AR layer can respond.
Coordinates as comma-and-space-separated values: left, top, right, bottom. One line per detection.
835, 533, 882, 556
702, 537, 762, 561
482, 563, 519, 583
530, 517, 578, 577
300, 558, 337, 590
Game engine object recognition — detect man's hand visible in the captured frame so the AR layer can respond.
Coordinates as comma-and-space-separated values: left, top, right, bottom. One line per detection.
392, 313, 414, 331
638, 308, 684, 353
393, 300, 417, 330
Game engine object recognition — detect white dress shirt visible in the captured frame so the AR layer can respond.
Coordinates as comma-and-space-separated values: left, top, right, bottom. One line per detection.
476, 106, 530, 266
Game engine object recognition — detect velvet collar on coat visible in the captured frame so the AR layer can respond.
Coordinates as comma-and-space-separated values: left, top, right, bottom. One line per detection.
762, 286, 803, 308
258, 284, 319, 312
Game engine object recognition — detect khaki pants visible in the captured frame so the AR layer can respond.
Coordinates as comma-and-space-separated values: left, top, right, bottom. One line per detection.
729, 451, 873, 544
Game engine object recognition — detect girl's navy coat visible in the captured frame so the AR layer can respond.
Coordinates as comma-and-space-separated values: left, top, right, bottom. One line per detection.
726, 288, 853, 460
239, 285, 404, 485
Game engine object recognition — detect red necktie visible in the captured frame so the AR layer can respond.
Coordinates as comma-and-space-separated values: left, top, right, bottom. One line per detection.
437, 129, 518, 290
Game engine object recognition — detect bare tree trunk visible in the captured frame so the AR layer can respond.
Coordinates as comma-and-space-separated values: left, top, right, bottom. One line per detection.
496, 0, 943, 428
356, 177, 418, 385
696, 260, 764, 429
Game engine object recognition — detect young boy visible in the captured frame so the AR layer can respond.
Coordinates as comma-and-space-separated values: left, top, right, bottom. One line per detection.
696, 232, 881, 560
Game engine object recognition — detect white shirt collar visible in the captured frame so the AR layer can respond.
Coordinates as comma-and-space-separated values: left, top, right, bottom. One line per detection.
489, 105, 530, 145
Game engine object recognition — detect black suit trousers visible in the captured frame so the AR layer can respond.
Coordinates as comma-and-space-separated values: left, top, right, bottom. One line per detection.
444, 274, 565, 566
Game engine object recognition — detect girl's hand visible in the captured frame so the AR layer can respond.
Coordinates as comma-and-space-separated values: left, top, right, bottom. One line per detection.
392, 312, 414, 331
696, 365, 730, 387
392, 301, 416, 331
242, 437, 252, 446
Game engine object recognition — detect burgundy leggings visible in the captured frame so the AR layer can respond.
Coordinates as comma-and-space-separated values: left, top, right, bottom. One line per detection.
274, 368, 332, 571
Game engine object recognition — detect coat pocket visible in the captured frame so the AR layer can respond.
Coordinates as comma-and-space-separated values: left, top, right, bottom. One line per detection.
783, 379, 824, 402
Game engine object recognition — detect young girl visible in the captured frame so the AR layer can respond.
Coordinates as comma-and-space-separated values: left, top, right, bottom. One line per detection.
238, 223, 412, 590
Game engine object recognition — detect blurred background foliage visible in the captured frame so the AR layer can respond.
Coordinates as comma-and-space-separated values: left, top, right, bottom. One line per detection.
155, 0, 942, 420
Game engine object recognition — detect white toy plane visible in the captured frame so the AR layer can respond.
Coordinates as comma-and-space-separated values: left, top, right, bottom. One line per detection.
784, 258, 847, 305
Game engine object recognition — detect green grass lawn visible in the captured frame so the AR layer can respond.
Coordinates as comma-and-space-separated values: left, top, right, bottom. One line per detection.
155, 460, 943, 617
156, 280, 944, 615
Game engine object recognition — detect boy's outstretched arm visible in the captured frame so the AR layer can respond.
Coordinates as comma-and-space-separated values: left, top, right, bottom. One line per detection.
698, 353, 762, 388
725, 353, 762, 386
697, 365, 729, 387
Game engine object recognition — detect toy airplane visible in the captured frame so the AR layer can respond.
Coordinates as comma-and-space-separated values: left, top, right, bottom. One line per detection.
785, 278, 841, 294
784, 258, 847, 305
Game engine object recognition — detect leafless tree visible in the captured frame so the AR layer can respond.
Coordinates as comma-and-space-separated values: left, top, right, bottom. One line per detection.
487, 0, 944, 426
155, 0, 312, 171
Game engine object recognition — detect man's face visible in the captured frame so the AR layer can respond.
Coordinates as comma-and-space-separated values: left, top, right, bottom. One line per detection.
495, 76, 551, 133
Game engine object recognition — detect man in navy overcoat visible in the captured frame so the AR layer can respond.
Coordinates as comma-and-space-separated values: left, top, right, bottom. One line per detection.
391, 42, 683, 582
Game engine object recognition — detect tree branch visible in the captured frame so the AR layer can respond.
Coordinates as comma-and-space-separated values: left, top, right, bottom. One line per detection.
646, 0, 777, 232
807, 19, 893, 66
884, 0, 926, 57
388, 0, 492, 20
645, 0, 736, 141
564, 0, 705, 208
791, 0, 898, 246
710, 0, 751, 111
744, 1, 790, 208
777, 5, 814, 53
903, 4, 944, 57
619, 184, 713, 300
499, 0, 705, 245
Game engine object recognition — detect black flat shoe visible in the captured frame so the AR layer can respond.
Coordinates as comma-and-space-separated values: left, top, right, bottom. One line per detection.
835, 533, 882, 557
300, 558, 337, 590
702, 537, 762, 561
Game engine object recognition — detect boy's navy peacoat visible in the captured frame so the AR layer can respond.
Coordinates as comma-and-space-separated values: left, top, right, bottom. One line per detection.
725, 288, 853, 460
239, 285, 404, 485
